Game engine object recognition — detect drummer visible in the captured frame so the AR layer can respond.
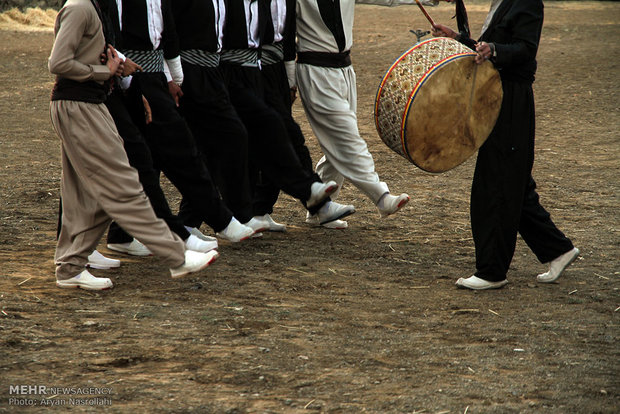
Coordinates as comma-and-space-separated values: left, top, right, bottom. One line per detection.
432, 0, 579, 289
284, 0, 412, 224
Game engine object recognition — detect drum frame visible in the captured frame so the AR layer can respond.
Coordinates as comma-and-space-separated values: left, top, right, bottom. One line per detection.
374, 38, 502, 173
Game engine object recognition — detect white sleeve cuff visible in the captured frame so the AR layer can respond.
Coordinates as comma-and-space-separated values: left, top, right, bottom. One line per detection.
163, 60, 172, 82
285, 60, 296, 89
120, 75, 133, 90
165, 56, 184, 85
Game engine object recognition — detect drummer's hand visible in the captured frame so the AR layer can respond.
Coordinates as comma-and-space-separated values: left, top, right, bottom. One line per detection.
432, 24, 458, 40
475, 41, 492, 64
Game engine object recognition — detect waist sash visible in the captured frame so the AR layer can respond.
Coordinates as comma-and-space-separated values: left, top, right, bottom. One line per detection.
51, 77, 107, 103
297, 50, 351, 68
123, 49, 164, 73
180, 50, 220, 68
261, 43, 284, 66
221, 49, 260, 68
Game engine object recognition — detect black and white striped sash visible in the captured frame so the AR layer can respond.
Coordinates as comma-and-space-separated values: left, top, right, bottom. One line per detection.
123, 50, 164, 73
180, 50, 220, 68
261, 42, 284, 66
220, 49, 260, 68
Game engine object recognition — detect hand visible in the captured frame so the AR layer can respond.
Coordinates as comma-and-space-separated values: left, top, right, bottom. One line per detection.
105, 44, 123, 77
431, 24, 458, 40
123, 58, 142, 77
167, 81, 183, 107
141, 95, 152, 125
290, 87, 297, 105
475, 41, 492, 64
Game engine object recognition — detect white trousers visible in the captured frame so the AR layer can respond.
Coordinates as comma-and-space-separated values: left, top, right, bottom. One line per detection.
297, 63, 389, 204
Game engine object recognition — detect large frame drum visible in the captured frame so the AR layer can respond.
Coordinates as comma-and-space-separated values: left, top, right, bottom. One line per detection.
374, 37, 503, 173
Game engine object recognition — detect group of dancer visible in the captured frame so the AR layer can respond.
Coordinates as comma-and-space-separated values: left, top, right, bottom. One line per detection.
49, 0, 412, 291
49, 0, 578, 292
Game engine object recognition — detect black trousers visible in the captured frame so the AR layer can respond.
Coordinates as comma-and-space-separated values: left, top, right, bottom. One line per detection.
471, 79, 574, 281
253, 61, 323, 215
124, 72, 233, 233
177, 63, 253, 226
220, 62, 322, 215
103, 88, 190, 244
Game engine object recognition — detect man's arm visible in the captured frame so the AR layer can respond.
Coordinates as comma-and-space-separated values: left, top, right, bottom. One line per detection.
48, 5, 111, 82
283, 0, 298, 92
161, 0, 183, 86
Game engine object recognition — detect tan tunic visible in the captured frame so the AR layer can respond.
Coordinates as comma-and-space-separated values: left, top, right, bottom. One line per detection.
48, 0, 111, 84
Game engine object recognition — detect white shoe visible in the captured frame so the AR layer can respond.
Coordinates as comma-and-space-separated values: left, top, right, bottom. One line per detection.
537, 247, 580, 283
216, 217, 254, 242
87, 250, 121, 270
455, 275, 508, 290
377, 193, 410, 218
306, 215, 349, 230
243, 217, 269, 233
107, 239, 152, 256
56, 269, 113, 290
306, 202, 355, 228
319, 219, 348, 229
185, 234, 218, 253
253, 214, 287, 232
306, 214, 350, 230
315, 201, 355, 225
307, 180, 338, 208
170, 250, 219, 279
185, 226, 218, 242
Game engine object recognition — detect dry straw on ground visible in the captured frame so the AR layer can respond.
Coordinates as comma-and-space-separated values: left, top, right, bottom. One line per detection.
0, 7, 56, 30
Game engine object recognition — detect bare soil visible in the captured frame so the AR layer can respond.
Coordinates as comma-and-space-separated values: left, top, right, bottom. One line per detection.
0, 2, 618, 413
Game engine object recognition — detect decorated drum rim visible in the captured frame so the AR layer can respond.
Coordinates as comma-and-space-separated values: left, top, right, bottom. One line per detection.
374, 39, 430, 139
374, 38, 440, 159
374, 37, 476, 163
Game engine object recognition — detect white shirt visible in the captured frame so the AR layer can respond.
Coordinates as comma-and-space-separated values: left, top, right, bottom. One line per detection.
115, 0, 163, 50
270, 0, 287, 42
295, 0, 424, 54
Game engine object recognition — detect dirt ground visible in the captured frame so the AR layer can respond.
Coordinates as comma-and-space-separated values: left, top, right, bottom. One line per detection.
0, 2, 618, 413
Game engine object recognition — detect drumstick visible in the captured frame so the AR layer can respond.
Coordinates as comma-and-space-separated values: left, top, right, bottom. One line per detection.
415, 0, 438, 29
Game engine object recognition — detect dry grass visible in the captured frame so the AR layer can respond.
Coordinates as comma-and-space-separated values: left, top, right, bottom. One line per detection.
0, 7, 56, 31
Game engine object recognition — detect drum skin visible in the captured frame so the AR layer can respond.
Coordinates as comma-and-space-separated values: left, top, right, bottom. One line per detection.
374, 37, 503, 173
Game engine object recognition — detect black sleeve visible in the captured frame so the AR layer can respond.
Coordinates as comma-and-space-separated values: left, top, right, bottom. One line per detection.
161, 0, 180, 59
457, 32, 477, 51
283, 0, 297, 61
492, 0, 543, 68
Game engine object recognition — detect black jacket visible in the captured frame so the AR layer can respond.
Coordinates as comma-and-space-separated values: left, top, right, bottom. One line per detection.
459, 0, 543, 83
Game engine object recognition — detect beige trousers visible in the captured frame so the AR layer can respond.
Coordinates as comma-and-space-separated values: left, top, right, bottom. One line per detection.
50, 100, 185, 280
297, 64, 389, 204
